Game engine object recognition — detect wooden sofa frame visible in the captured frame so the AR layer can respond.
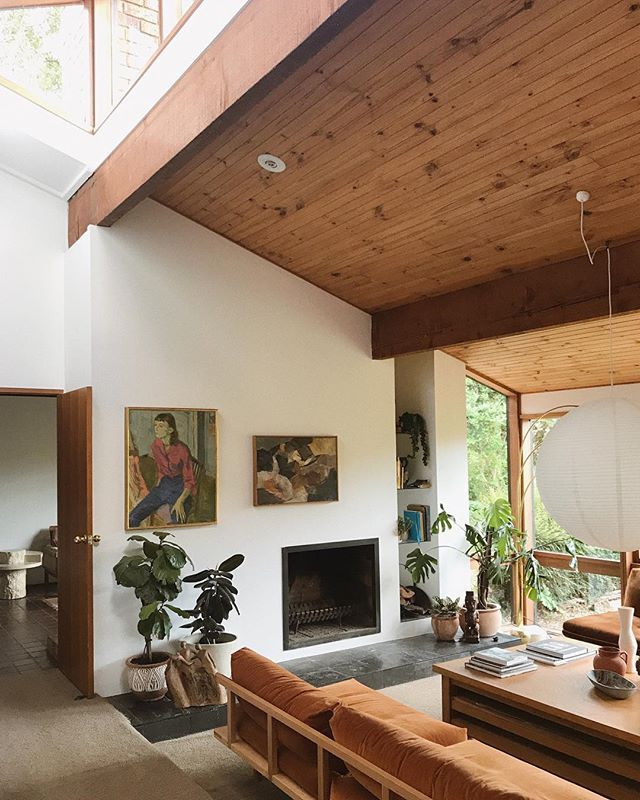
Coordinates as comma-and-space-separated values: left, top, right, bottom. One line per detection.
214, 672, 433, 800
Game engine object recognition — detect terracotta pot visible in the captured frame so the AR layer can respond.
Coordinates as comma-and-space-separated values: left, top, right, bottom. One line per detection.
593, 646, 628, 676
431, 614, 460, 642
126, 652, 172, 701
477, 603, 502, 637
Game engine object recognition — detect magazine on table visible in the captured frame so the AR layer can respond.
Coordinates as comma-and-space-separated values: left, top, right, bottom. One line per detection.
465, 660, 537, 678
525, 640, 589, 659
472, 647, 529, 667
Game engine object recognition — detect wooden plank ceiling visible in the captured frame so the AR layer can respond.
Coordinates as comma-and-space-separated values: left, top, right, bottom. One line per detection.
152, 0, 640, 313
444, 311, 640, 393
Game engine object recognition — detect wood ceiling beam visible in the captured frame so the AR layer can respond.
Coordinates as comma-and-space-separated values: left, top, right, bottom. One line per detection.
372, 240, 640, 359
67, 0, 375, 246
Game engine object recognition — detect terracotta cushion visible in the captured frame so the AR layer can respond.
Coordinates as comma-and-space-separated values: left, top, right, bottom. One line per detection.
237, 715, 321, 798
330, 775, 376, 800
324, 678, 466, 746
562, 611, 640, 648
434, 739, 606, 800
623, 567, 640, 617
231, 648, 338, 735
330, 704, 459, 799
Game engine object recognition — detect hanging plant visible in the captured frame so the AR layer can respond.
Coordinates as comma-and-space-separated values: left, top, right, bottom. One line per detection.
398, 412, 430, 466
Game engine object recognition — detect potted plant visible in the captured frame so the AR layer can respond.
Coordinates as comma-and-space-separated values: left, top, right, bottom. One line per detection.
402, 500, 542, 637
430, 596, 461, 641
113, 530, 192, 701
397, 411, 430, 466
180, 553, 244, 679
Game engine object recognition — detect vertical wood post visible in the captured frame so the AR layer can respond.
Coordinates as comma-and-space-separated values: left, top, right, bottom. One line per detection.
227, 690, 237, 743
317, 745, 330, 800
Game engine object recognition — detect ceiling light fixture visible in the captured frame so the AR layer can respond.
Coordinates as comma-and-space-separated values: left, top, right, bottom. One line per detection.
257, 154, 286, 173
535, 191, 640, 553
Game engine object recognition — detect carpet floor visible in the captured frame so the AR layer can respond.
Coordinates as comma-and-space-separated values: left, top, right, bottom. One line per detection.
1, 669, 211, 800
154, 675, 443, 799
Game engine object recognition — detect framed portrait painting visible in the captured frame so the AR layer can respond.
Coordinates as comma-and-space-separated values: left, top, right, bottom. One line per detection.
126, 407, 218, 530
253, 436, 338, 505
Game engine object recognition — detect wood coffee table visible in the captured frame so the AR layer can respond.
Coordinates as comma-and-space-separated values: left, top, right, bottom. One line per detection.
433, 646, 640, 800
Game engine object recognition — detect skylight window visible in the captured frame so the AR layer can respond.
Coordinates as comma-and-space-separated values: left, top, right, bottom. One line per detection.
0, 1, 90, 126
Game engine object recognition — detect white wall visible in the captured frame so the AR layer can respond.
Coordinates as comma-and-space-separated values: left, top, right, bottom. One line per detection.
521, 384, 640, 416
0, 171, 66, 389
395, 351, 470, 612
70, 201, 399, 696
0, 396, 57, 583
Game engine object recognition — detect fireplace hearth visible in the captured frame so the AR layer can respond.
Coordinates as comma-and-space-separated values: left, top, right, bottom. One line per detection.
282, 539, 380, 650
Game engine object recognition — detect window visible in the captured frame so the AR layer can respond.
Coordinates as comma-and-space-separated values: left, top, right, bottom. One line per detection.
0, 1, 90, 125
524, 417, 621, 630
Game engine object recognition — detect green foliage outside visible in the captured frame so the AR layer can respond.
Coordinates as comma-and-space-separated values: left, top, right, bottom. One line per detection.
0, 7, 63, 97
466, 386, 619, 621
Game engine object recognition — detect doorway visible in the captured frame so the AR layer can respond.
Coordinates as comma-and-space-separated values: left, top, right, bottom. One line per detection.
0, 387, 94, 696
0, 394, 59, 677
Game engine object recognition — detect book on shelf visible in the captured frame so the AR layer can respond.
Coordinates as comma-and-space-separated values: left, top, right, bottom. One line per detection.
525, 640, 589, 659
407, 503, 431, 542
526, 650, 592, 666
471, 647, 529, 668
465, 659, 537, 678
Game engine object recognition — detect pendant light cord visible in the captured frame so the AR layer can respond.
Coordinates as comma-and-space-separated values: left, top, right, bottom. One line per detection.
579, 201, 614, 389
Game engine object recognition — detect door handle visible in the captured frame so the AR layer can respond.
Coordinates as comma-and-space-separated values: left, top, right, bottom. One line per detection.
73, 534, 101, 545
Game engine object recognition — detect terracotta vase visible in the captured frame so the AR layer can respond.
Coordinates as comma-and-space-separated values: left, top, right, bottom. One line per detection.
618, 606, 638, 676
431, 614, 460, 642
477, 603, 502, 637
593, 646, 628, 676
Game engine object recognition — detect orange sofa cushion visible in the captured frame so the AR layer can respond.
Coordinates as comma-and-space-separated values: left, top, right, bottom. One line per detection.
237, 714, 320, 798
324, 678, 466, 746
562, 611, 640, 648
623, 566, 640, 617
434, 739, 606, 800
231, 648, 338, 735
330, 704, 458, 799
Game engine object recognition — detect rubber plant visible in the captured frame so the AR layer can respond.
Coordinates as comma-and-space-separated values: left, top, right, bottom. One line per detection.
113, 530, 193, 663
398, 412, 430, 466
180, 553, 245, 644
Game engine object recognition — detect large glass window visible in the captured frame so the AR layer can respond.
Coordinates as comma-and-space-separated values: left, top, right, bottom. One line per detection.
525, 417, 621, 630
0, 2, 90, 125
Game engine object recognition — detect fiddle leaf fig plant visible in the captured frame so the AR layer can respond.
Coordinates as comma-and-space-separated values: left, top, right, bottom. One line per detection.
181, 553, 245, 644
113, 531, 193, 663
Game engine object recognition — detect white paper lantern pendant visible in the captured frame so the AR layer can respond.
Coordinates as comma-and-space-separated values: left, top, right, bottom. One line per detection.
536, 193, 640, 553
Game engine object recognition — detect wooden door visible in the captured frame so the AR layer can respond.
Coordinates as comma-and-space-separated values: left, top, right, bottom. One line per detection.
57, 387, 94, 697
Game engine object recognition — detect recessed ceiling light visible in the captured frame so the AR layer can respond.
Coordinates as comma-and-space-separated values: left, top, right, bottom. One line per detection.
258, 153, 286, 173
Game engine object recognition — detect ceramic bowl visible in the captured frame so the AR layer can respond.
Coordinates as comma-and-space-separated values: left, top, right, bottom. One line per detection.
587, 669, 637, 699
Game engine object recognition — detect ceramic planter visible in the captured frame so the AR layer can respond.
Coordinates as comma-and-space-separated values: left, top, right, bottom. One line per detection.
431, 614, 460, 642
477, 603, 502, 637
126, 652, 172, 701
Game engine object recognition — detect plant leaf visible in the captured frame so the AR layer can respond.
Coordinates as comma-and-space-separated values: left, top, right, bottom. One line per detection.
139, 602, 158, 620
218, 554, 244, 572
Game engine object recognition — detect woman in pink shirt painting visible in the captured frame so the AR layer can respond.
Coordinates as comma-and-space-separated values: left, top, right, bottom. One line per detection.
128, 413, 197, 527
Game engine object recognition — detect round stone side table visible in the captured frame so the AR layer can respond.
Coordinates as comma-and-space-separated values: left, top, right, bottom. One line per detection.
0, 550, 43, 599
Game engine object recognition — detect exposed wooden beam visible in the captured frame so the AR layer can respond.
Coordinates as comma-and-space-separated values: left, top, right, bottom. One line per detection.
372, 240, 640, 359
67, 0, 375, 245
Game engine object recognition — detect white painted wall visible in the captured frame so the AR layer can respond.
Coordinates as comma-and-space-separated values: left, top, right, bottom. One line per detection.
71, 201, 400, 696
0, 396, 57, 583
521, 384, 640, 416
0, 171, 66, 389
395, 351, 470, 617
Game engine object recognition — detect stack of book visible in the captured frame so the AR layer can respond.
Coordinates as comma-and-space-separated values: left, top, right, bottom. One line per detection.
465, 647, 537, 678
524, 639, 592, 665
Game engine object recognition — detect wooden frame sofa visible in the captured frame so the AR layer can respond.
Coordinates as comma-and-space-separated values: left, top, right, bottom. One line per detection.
213, 648, 606, 800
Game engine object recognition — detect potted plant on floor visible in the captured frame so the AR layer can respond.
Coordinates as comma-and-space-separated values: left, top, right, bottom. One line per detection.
113, 530, 192, 701
430, 596, 461, 641
402, 499, 543, 637
180, 553, 244, 679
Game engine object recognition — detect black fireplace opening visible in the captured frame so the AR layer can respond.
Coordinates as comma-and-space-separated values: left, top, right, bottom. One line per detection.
282, 539, 381, 650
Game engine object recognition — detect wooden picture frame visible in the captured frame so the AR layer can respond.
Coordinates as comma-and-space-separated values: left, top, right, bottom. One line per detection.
253, 436, 338, 506
125, 407, 218, 529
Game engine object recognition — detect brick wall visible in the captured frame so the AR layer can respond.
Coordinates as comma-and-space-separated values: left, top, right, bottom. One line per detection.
114, 0, 160, 99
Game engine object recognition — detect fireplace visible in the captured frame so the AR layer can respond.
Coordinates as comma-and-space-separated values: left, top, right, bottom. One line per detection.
282, 539, 380, 650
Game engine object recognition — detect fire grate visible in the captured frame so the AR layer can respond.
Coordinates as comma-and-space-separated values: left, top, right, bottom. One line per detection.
288, 602, 355, 635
